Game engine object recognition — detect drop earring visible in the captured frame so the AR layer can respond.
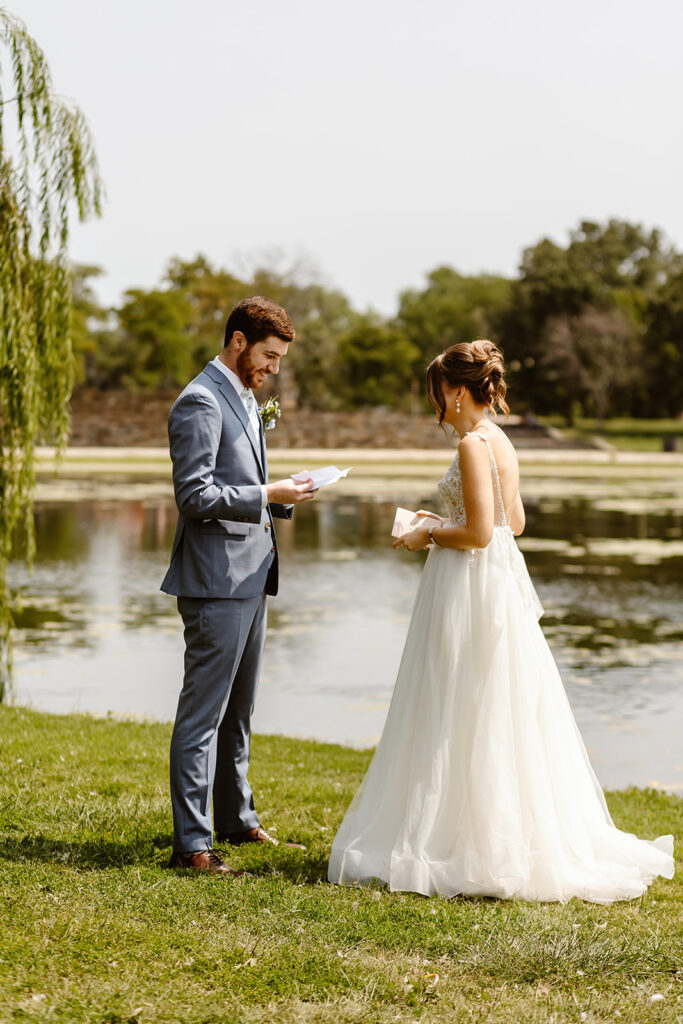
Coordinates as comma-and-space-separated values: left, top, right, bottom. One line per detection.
455, 396, 461, 413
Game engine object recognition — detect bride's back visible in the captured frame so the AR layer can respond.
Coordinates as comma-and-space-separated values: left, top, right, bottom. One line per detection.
463, 422, 520, 524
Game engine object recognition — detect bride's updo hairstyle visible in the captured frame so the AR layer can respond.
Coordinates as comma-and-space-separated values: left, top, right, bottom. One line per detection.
426, 339, 509, 425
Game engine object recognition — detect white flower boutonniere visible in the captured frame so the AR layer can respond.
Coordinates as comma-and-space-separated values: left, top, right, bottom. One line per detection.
259, 395, 282, 431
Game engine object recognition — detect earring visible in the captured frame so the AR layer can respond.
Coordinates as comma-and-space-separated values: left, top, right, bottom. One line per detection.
455, 397, 461, 413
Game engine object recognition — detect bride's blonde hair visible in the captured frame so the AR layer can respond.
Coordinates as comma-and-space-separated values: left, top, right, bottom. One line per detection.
426, 340, 509, 423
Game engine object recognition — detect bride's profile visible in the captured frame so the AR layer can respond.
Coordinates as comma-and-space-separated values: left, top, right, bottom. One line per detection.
328, 340, 674, 903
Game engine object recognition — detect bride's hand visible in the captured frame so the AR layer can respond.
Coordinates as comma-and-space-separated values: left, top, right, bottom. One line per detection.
415, 510, 445, 524
393, 526, 431, 551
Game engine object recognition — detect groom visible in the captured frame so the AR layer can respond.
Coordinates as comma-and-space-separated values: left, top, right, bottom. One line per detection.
161, 296, 316, 875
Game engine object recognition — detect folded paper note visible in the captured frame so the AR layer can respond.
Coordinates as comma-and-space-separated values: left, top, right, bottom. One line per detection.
392, 507, 424, 538
291, 466, 352, 491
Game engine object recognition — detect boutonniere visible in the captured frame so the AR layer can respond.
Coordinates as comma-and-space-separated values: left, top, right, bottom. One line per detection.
259, 395, 281, 431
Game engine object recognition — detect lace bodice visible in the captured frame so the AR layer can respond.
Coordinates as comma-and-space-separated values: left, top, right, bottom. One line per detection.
437, 454, 467, 525
437, 428, 508, 528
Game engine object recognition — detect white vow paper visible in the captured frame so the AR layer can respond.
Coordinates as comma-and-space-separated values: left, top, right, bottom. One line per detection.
391, 507, 424, 538
291, 465, 352, 491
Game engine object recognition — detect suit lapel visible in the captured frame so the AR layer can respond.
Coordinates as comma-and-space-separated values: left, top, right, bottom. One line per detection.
203, 363, 265, 478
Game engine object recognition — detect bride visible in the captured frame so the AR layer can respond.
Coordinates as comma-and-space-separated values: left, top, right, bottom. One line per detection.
328, 340, 674, 903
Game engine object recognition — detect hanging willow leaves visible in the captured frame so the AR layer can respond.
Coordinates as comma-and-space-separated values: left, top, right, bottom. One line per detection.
0, 9, 103, 698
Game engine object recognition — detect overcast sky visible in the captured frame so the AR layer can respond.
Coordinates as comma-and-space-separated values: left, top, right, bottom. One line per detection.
10, 0, 683, 313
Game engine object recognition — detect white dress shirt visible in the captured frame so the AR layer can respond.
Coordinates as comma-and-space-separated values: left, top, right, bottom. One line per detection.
211, 356, 268, 509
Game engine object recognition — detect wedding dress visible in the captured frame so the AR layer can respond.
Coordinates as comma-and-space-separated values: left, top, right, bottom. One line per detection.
328, 429, 674, 903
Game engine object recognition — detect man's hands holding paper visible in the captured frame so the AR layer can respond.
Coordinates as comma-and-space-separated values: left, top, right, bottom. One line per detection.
266, 466, 352, 504
266, 478, 318, 504
291, 466, 351, 492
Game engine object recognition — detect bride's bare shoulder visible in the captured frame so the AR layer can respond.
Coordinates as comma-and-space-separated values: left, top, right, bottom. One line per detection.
458, 432, 491, 460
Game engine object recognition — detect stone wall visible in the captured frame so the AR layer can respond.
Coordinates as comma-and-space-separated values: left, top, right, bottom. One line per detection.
67, 388, 595, 448
69, 389, 176, 447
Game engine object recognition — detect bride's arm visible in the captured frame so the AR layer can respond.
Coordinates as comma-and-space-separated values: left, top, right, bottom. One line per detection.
509, 491, 525, 535
414, 509, 448, 525
394, 439, 494, 551
429, 439, 494, 549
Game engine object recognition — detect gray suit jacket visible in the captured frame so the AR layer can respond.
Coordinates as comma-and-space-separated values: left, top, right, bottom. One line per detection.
160, 362, 292, 599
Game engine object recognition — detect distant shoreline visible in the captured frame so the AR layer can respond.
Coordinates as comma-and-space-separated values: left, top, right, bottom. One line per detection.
35, 444, 683, 470
32, 446, 683, 503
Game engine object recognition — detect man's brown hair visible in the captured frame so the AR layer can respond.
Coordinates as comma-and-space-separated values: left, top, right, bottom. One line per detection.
223, 296, 294, 348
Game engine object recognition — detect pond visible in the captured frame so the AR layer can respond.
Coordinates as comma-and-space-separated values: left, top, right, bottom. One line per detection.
7, 466, 683, 793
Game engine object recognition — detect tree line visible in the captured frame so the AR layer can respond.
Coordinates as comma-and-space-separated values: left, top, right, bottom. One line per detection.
73, 219, 683, 421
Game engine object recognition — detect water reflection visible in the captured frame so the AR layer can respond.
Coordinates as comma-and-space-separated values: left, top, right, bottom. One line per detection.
8, 485, 683, 792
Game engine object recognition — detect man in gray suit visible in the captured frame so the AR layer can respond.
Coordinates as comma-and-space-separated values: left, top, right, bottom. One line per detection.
162, 296, 316, 875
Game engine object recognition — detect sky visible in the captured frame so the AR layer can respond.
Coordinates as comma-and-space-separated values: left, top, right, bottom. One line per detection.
7, 0, 683, 313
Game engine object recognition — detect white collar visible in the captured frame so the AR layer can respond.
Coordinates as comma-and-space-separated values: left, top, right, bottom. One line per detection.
211, 355, 248, 397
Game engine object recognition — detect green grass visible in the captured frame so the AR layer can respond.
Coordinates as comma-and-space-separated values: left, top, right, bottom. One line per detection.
539, 418, 683, 452
1, 706, 681, 1023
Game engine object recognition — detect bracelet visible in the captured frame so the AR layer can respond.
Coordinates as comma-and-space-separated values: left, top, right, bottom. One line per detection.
428, 523, 440, 546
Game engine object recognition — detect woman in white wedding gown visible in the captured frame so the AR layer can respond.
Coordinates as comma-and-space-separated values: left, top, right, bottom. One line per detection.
328, 340, 674, 903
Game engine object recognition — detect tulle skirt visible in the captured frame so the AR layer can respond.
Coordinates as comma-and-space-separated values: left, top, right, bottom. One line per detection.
328, 528, 674, 903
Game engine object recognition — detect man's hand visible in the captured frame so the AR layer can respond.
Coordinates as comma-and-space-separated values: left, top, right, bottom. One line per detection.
266, 478, 318, 504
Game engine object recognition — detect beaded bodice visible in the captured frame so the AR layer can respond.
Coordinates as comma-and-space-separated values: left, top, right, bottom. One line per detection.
437, 429, 508, 528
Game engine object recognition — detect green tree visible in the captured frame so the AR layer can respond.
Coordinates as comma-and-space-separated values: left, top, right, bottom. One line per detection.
95, 257, 357, 409
502, 220, 682, 416
643, 268, 683, 417
248, 263, 356, 409
0, 10, 102, 695
165, 255, 247, 368
86, 256, 246, 390
70, 264, 109, 386
516, 220, 677, 321
398, 268, 512, 369
540, 307, 642, 425
337, 315, 420, 408
105, 288, 194, 390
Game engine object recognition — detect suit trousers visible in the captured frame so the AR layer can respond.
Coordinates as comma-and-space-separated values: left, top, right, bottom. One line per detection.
170, 593, 266, 852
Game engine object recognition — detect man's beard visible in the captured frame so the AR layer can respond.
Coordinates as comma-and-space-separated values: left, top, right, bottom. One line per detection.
236, 347, 265, 389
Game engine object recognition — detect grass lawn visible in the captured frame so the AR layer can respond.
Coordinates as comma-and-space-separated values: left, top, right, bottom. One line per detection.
539, 418, 683, 452
1, 706, 681, 1024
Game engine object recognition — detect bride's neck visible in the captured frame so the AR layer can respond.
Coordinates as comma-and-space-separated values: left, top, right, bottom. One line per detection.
456, 410, 489, 439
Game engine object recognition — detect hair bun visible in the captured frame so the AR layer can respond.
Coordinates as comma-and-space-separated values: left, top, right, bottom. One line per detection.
425, 339, 509, 422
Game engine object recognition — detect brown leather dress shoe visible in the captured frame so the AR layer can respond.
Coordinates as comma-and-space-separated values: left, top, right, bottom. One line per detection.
217, 827, 306, 851
168, 848, 242, 875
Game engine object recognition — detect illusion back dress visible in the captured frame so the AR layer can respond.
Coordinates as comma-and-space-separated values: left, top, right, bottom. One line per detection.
328, 428, 674, 903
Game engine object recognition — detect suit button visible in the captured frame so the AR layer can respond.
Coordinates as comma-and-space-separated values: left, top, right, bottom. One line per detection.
271, 546, 275, 553
265, 522, 270, 531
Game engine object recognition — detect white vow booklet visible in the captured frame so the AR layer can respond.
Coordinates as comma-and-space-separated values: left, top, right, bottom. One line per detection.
391, 507, 424, 538
291, 466, 352, 491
